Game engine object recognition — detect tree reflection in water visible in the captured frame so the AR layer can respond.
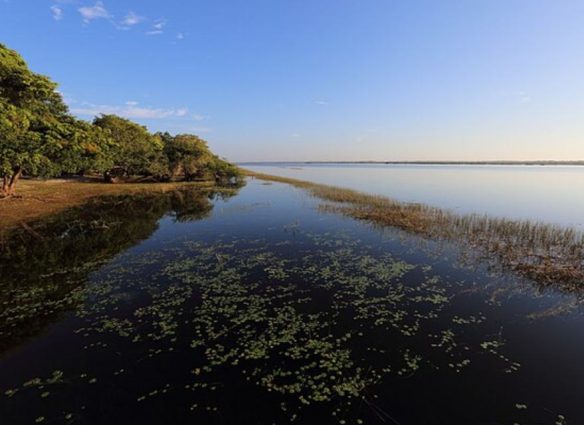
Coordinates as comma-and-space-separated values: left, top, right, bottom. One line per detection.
0, 185, 243, 355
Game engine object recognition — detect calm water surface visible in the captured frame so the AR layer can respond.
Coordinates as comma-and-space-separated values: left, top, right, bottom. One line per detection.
243, 163, 584, 228
0, 180, 583, 424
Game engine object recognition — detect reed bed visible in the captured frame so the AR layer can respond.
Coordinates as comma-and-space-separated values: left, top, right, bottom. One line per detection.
244, 170, 584, 290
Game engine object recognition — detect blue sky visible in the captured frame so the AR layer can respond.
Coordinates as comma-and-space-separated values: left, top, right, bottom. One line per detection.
1, 0, 584, 161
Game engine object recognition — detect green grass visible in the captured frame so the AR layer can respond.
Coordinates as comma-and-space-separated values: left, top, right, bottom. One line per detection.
243, 169, 584, 290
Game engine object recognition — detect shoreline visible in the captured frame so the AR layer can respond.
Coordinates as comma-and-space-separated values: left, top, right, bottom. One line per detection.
2, 172, 583, 291
0, 179, 219, 232
243, 169, 584, 291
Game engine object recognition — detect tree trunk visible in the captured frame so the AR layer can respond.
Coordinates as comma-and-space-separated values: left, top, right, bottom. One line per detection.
7, 167, 22, 196
2, 175, 8, 195
1, 167, 22, 197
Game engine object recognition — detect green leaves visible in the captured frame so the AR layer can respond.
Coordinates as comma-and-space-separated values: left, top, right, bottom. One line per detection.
0, 44, 239, 193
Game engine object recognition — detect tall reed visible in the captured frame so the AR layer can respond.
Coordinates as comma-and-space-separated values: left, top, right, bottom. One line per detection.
244, 170, 584, 290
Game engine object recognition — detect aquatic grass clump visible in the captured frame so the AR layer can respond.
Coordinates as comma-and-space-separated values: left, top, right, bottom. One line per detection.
244, 170, 584, 290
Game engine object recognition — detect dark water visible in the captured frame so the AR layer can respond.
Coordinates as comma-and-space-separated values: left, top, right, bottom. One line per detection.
1, 180, 583, 424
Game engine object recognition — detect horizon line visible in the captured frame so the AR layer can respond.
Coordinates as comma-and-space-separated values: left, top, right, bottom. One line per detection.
237, 160, 584, 165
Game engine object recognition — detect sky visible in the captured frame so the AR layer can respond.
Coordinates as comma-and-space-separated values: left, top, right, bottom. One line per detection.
1, 0, 584, 161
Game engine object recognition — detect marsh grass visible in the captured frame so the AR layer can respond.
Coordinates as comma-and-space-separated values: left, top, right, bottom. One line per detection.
243, 170, 584, 289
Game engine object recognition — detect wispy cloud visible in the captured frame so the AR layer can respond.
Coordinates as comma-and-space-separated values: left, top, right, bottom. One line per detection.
50, 5, 63, 21
146, 18, 166, 35
153, 19, 166, 30
78, 1, 110, 23
315, 100, 329, 105
121, 11, 144, 27
71, 101, 194, 120
176, 32, 185, 40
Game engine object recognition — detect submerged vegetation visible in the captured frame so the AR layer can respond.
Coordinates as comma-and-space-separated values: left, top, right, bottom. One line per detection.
244, 170, 584, 290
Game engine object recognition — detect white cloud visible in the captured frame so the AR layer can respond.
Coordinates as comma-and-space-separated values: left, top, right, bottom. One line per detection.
176, 32, 185, 40
121, 11, 144, 27
315, 100, 329, 105
71, 101, 194, 120
50, 5, 63, 21
192, 113, 205, 121
146, 18, 166, 35
152, 19, 166, 30
78, 1, 110, 23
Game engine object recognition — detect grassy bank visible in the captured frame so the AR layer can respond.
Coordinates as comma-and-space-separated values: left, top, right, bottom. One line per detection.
0, 178, 217, 231
244, 170, 584, 290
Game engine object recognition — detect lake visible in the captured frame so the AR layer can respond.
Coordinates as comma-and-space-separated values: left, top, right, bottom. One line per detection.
0, 179, 583, 424
242, 163, 584, 228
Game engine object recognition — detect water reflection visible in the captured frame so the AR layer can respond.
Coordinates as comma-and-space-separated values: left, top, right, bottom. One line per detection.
0, 180, 582, 425
0, 186, 242, 355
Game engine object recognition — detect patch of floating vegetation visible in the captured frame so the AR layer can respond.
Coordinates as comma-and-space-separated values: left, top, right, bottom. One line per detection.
243, 170, 584, 291
0, 186, 241, 354
1, 221, 564, 424
0, 182, 577, 424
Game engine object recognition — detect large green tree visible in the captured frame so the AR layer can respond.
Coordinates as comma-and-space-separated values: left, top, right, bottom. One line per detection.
0, 44, 66, 195
161, 133, 213, 180
0, 44, 113, 195
1, 43, 239, 193
160, 132, 240, 181
93, 115, 163, 181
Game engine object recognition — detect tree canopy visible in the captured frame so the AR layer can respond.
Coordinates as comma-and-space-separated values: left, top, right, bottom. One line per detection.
0, 43, 239, 196
0, 44, 116, 195
93, 115, 163, 179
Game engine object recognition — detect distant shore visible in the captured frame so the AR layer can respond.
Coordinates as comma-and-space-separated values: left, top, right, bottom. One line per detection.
240, 160, 584, 166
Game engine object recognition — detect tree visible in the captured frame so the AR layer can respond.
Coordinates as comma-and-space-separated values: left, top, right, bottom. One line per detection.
208, 154, 241, 181
160, 133, 240, 182
0, 44, 115, 196
57, 118, 116, 176
93, 115, 163, 181
161, 133, 214, 181
1, 43, 240, 193
0, 44, 72, 196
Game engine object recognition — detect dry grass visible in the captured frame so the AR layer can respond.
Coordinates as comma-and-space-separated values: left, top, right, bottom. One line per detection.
244, 170, 584, 289
0, 178, 216, 231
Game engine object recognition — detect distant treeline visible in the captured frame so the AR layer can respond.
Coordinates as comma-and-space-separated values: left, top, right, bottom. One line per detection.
0, 43, 239, 197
